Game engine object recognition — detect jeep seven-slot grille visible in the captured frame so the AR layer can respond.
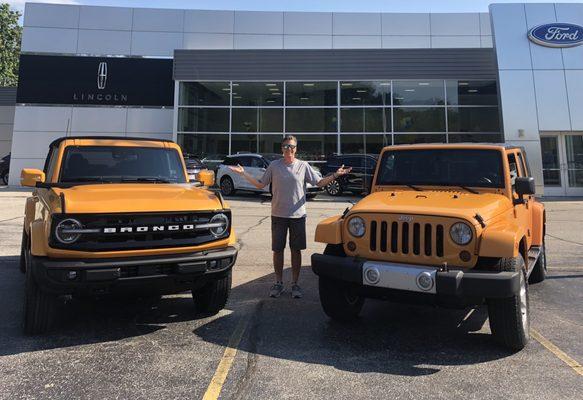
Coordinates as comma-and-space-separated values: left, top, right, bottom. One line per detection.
369, 220, 444, 257
50, 211, 230, 252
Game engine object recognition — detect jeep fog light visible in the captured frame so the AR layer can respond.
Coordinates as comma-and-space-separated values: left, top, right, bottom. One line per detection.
209, 213, 229, 237
347, 216, 365, 237
416, 271, 434, 291
55, 218, 83, 243
450, 222, 472, 245
364, 267, 381, 285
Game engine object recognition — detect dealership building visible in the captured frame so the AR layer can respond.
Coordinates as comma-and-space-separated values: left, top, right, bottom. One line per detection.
7, 2, 583, 196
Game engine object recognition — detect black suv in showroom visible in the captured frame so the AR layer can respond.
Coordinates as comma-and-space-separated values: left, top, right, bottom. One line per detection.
320, 153, 378, 196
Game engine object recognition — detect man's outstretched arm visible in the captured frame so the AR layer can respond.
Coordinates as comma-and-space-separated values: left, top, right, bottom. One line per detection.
228, 164, 269, 189
315, 165, 352, 188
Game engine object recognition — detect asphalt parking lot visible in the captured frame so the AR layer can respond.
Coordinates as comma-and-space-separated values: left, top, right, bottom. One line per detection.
0, 189, 582, 399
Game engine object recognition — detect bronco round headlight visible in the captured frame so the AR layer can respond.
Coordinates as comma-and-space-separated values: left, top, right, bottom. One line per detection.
209, 213, 229, 237
55, 218, 83, 244
450, 222, 473, 245
347, 216, 366, 237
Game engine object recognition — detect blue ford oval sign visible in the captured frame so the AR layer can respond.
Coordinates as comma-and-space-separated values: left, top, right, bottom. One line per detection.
528, 23, 583, 48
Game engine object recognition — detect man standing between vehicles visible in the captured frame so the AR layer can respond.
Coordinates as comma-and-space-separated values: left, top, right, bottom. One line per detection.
229, 135, 351, 298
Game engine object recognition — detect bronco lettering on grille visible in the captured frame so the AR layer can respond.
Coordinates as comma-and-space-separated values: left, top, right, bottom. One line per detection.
103, 225, 196, 233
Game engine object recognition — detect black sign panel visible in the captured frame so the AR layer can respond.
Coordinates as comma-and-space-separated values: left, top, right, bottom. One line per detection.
17, 55, 174, 106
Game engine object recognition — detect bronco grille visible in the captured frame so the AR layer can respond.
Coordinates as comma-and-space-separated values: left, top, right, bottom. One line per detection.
369, 220, 444, 258
50, 211, 230, 252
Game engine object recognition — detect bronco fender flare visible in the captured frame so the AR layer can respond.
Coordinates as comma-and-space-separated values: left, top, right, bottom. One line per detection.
30, 220, 48, 257
478, 222, 524, 259
314, 215, 343, 244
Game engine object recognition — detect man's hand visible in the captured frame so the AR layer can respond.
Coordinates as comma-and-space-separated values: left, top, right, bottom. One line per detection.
335, 164, 352, 177
228, 164, 245, 175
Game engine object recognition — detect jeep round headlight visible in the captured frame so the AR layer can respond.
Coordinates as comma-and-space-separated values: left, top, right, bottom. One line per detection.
347, 216, 366, 237
450, 222, 473, 245
209, 213, 229, 237
55, 218, 83, 244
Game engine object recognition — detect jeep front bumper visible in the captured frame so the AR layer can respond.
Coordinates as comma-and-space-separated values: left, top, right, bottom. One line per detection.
311, 253, 520, 300
31, 246, 237, 296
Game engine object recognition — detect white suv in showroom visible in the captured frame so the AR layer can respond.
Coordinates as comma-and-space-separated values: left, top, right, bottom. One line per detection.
216, 153, 321, 198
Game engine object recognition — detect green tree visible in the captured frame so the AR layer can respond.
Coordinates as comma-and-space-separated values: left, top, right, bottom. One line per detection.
0, 3, 22, 87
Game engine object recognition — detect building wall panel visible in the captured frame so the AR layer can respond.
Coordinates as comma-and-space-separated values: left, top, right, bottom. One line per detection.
234, 11, 284, 35
490, 4, 532, 70
382, 36, 431, 49
132, 8, 184, 32
13, 106, 72, 133
533, 70, 571, 131
284, 35, 333, 49
24, 3, 80, 29
565, 70, 583, 130
79, 6, 132, 30
131, 32, 183, 57
333, 13, 381, 36
431, 36, 481, 48
333, 36, 382, 49
21, 27, 78, 54
430, 13, 480, 36
126, 109, 174, 134
71, 108, 127, 133
183, 33, 234, 49
525, 3, 564, 70
77, 30, 132, 55
381, 13, 430, 36
284, 12, 332, 35
234, 35, 283, 49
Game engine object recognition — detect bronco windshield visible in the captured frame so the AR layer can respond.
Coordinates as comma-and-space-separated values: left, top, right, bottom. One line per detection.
376, 149, 504, 188
59, 146, 186, 183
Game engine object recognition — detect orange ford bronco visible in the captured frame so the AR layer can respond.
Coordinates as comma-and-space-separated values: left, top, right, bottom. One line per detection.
20, 137, 237, 334
312, 144, 546, 351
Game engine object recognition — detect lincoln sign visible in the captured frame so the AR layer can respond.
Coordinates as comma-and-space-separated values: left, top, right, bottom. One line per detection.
528, 23, 583, 48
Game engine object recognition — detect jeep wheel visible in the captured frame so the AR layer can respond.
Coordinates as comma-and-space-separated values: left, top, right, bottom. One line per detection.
193, 271, 232, 316
23, 248, 57, 335
487, 255, 530, 351
220, 176, 236, 196
325, 180, 343, 196
319, 277, 364, 322
528, 242, 547, 284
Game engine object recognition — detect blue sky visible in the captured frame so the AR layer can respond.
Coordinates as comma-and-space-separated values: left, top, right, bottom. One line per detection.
6, 0, 583, 14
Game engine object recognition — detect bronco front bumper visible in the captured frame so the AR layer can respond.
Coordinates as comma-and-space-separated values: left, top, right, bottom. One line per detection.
311, 253, 520, 300
31, 246, 237, 296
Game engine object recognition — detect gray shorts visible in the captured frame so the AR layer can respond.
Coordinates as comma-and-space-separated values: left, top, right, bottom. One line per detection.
271, 216, 307, 252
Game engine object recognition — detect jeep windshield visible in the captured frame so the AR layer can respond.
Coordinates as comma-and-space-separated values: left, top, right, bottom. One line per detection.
376, 148, 504, 189
59, 146, 187, 184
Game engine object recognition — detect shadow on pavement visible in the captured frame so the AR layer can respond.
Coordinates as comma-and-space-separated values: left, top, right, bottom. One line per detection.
1, 254, 514, 376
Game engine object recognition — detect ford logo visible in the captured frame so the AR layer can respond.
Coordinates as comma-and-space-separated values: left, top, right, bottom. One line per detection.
528, 23, 583, 48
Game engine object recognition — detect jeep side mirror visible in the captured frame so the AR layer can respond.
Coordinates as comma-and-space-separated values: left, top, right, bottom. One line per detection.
515, 177, 535, 196
21, 169, 45, 187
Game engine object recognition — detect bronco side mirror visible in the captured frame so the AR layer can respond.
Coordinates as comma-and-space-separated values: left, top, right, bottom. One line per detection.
21, 169, 45, 187
196, 170, 215, 187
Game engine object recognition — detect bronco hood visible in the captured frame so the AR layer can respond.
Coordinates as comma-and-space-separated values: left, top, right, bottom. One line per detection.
350, 190, 512, 224
52, 184, 224, 214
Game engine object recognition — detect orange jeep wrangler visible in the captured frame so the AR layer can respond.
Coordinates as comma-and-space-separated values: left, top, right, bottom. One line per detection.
20, 137, 237, 334
312, 144, 546, 351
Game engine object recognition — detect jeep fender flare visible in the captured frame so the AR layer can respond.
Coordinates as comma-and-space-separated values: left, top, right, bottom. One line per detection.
314, 215, 343, 245
479, 222, 525, 259
531, 202, 545, 246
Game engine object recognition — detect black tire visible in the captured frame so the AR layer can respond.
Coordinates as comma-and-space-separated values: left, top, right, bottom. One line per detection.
220, 176, 236, 196
325, 180, 343, 196
528, 242, 547, 284
487, 255, 530, 351
319, 277, 364, 322
1, 170, 8, 185
19, 230, 28, 274
192, 271, 232, 316
23, 248, 57, 335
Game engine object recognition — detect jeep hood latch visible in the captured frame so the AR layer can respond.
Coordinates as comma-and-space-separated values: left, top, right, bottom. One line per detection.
474, 213, 486, 228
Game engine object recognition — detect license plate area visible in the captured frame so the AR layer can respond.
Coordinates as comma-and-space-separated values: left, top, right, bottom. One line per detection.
362, 261, 438, 294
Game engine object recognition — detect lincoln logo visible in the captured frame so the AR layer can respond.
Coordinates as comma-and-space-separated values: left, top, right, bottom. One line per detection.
528, 23, 583, 48
97, 62, 107, 90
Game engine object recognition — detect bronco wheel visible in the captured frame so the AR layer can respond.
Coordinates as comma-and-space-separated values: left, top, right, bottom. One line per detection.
19, 230, 28, 274
528, 242, 547, 284
487, 255, 530, 351
220, 176, 236, 196
325, 180, 343, 196
23, 248, 57, 335
192, 271, 232, 316
319, 277, 364, 321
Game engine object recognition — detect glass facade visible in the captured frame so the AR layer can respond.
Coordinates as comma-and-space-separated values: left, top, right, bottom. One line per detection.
177, 80, 501, 161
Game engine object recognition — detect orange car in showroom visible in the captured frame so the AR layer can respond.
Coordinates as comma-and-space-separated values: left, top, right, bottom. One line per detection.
20, 137, 237, 334
312, 144, 546, 351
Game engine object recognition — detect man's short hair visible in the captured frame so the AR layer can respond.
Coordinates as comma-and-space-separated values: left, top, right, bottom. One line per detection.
282, 135, 297, 145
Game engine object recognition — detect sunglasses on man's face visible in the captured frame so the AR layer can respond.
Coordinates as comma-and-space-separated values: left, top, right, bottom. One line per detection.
282, 144, 297, 150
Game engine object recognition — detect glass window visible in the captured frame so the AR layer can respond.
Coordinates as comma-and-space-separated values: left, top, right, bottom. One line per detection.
446, 80, 498, 106
392, 80, 445, 105
340, 108, 388, 132
231, 134, 258, 154
294, 134, 337, 161
507, 153, 519, 187
393, 108, 446, 132
286, 82, 337, 106
340, 134, 391, 155
231, 108, 283, 132
250, 157, 265, 168
259, 134, 284, 154
447, 107, 500, 132
232, 82, 283, 106
340, 81, 391, 105
448, 133, 503, 143
178, 133, 229, 160
237, 156, 254, 167
179, 82, 230, 106
178, 108, 229, 132
394, 134, 446, 145
286, 108, 338, 133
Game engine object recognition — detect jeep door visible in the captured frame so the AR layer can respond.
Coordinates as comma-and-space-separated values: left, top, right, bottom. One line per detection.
507, 150, 533, 251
